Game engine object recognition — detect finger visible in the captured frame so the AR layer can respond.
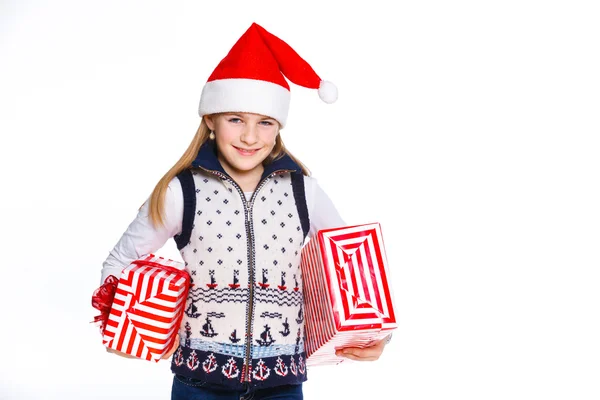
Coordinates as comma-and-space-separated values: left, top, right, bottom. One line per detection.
341, 344, 383, 357
172, 334, 180, 351
338, 352, 379, 362
106, 347, 137, 359
162, 334, 180, 359
163, 345, 178, 359
337, 347, 382, 360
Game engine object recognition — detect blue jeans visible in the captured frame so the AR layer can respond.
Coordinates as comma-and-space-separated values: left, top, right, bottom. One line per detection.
171, 374, 303, 400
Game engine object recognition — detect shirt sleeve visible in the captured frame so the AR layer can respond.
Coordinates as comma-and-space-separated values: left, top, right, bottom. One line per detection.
305, 176, 346, 239
99, 177, 184, 284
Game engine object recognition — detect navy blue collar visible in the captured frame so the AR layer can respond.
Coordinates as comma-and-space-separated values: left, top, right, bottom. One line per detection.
190, 140, 301, 181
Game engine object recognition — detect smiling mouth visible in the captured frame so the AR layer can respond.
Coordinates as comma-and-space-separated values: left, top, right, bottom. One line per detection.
234, 146, 260, 155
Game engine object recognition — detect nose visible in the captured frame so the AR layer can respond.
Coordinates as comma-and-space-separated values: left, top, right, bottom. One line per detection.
240, 124, 259, 145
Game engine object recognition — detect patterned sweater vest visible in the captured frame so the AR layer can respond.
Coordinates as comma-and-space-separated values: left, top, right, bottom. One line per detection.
170, 167, 310, 390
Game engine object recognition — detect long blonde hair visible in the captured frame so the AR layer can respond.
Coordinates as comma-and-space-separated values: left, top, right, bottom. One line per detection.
147, 117, 310, 228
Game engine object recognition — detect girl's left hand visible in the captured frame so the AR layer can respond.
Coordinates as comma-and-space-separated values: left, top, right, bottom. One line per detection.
335, 335, 390, 362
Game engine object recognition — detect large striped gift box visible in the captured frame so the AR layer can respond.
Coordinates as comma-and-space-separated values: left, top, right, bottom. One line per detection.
300, 223, 397, 366
102, 254, 190, 362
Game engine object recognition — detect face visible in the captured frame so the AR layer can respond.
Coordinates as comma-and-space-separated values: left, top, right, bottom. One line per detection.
205, 112, 279, 180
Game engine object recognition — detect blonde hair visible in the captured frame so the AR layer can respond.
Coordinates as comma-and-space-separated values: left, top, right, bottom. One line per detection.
147, 117, 310, 228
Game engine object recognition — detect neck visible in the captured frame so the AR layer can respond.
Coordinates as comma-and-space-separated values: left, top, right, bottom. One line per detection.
236, 175, 261, 192
219, 159, 263, 192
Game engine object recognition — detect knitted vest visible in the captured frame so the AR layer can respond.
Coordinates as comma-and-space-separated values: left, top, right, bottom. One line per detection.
169, 141, 310, 390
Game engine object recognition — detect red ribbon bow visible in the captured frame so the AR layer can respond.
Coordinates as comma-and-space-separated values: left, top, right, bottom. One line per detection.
91, 275, 119, 332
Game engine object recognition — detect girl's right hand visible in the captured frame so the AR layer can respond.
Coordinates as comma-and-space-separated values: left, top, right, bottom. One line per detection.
106, 347, 138, 359
162, 334, 180, 359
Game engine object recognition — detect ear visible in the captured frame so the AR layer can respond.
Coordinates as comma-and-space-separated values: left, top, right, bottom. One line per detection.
204, 115, 215, 131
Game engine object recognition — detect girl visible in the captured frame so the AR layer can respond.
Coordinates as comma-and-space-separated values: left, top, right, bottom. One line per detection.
98, 22, 390, 400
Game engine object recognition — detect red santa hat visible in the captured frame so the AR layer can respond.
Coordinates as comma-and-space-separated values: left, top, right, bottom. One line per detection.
198, 22, 337, 127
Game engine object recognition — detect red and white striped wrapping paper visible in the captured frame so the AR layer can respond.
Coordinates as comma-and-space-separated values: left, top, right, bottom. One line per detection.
300, 223, 397, 366
102, 254, 190, 362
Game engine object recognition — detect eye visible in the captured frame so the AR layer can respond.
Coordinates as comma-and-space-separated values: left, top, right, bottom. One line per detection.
260, 120, 274, 126
228, 117, 242, 123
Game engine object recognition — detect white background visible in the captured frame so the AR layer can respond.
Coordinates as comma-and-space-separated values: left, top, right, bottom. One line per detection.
1, 1, 599, 399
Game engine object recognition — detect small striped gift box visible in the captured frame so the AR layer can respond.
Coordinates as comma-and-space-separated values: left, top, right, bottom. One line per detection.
300, 223, 397, 366
102, 254, 190, 362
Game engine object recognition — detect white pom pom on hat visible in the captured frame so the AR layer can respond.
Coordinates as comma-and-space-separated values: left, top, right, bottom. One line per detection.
198, 22, 337, 128
318, 80, 338, 104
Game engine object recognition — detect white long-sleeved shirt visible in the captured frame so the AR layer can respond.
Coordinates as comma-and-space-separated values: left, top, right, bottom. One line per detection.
100, 175, 345, 283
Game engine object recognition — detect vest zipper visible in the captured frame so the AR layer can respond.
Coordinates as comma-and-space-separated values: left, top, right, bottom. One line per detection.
197, 166, 294, 382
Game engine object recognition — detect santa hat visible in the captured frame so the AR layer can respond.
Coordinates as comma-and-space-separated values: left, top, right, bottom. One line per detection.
198, 22, 337, 127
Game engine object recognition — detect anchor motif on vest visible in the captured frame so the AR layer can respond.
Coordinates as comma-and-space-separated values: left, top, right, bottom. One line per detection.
173, 347, 184, 367
221, 357, 240, 379
186, 350, 200, 371
274, 356, 288, 377
202, 353, 218, 373
289, 355, 297, 376
252, 359, 270, 381
298, 355, 305, 375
